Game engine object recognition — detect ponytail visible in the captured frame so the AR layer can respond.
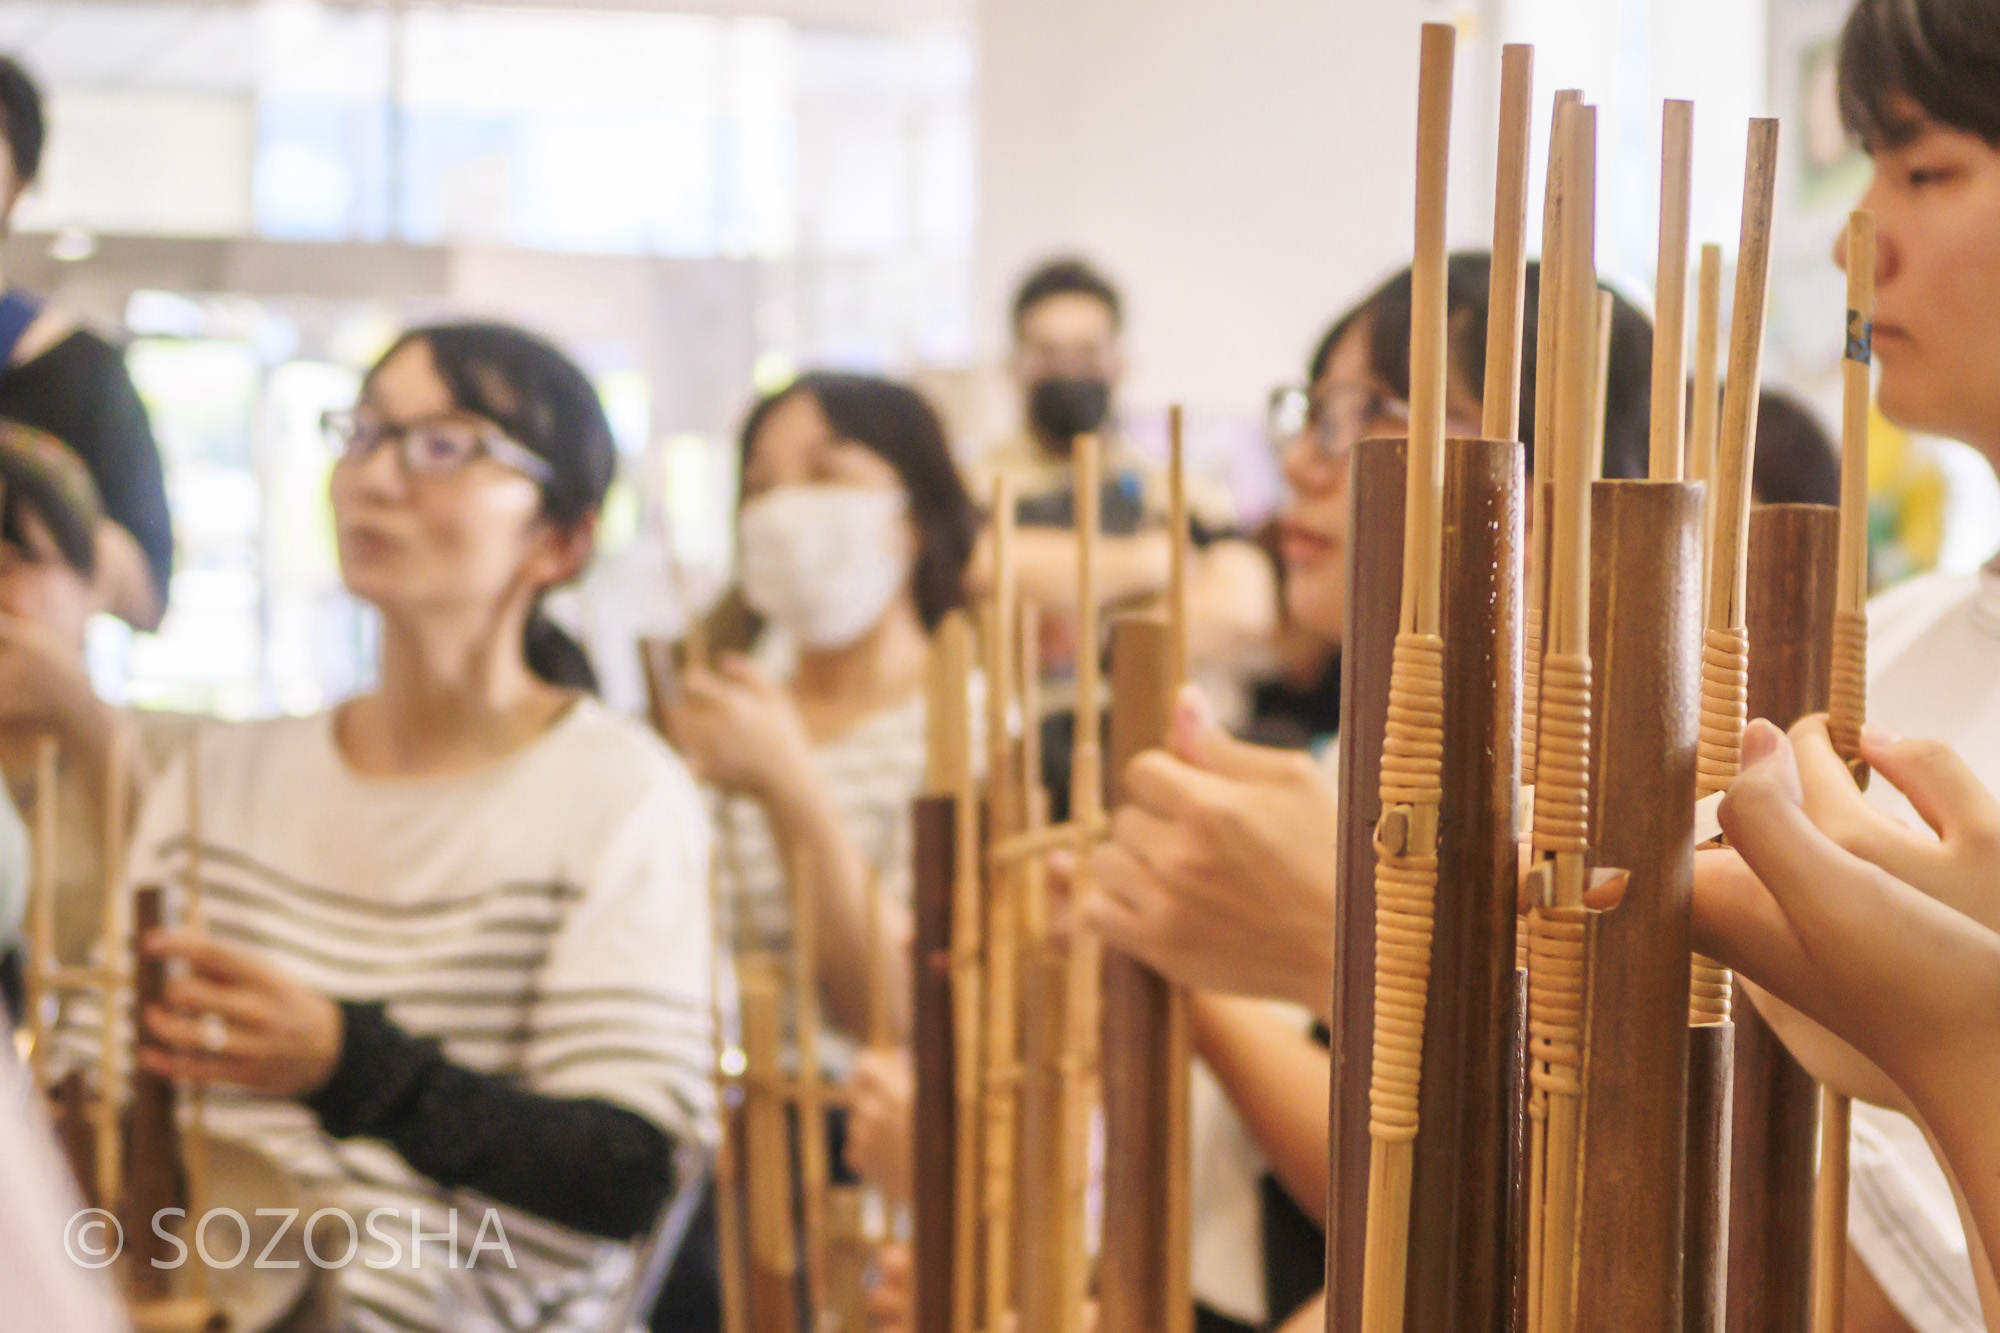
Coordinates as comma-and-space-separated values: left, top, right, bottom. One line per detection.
524, 606, 600, 693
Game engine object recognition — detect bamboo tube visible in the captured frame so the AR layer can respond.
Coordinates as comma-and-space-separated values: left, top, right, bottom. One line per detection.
986, 818, 1107, 870
920, 610, 982, 1333
786, 845, 831, 1319
1650, 101, 1695, 481
912, 791, 958, 1333
981, 474, 1022, 1333
1357, 25, 1455, 1333
1166, 406, 1189, 686
96, 729, 126, 1217
740, 955, 801, 1333
25, 735, 57, 1088
123, 884, 180, 1301
1811, 208, 1875, 1333
1523, 87, 1581, 828
1056, 431, 1105, 1333
1693, 122, 1781, 1029
1484, 46, 1535, 446
1526, 96, 1598, 1333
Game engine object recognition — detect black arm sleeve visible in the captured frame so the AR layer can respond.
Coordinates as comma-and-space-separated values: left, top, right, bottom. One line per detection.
83, 339, 175, 606
305, 1000, 677, 1240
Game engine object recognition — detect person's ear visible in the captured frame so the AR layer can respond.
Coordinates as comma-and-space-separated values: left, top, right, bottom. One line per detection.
530, 513, 598, 591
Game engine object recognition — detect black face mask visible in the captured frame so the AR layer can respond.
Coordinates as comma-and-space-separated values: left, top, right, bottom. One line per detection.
1028, 377, 1111, 450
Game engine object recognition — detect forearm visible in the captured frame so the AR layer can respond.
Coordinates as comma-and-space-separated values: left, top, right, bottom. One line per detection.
1188, 992, 1329, 1220
762, 774, 910, 1040
307, 1002, 676, 1239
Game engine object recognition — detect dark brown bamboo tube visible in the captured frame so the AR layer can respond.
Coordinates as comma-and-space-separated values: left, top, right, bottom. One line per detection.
1725, 502, 1837, 1333
1099, 614, 1189, 1333
1570, 479, 1704, 1330
912, 793, 960, 1333
1327, 433, 1522, 1333
1685, 1021, 1736, 1333
124, 885, 184, 1300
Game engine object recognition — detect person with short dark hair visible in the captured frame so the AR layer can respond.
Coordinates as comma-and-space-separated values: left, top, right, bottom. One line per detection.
0, 54, 172, 633
1753, 390, 1843, 506
974, 255, 1276, 814
54, 321, 715, 1333
1688, 2, 2000, 1327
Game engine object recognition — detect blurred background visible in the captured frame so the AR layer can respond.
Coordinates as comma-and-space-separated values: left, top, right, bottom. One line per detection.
6, 0, 1993, 719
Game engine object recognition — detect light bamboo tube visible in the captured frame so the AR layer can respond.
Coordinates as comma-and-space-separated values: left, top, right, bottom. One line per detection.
1693, 120, 1782, 1025
1164, 412, 1193, 1327
1166, 406, 1189, 685
923, 609, 981, 1333
1811, 208, 1875, 1333
1650, 101, 1695, 481
740, 955, 801, 1333
1358, 23, 1454, 1333
25, 735, 57, 1088
1055, 431, 1105, 1333
1484, 45, 1535, 446
95, 728, 125, 1214
981, 473, 1022, 1333
1523, 86, 1582, 832
1589, 289, 1613, 480
1527, 97, 1598, 1333
786, 844, 831, 1319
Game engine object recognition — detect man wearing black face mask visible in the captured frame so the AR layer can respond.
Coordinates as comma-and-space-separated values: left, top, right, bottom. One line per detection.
970, 257, 1275, 817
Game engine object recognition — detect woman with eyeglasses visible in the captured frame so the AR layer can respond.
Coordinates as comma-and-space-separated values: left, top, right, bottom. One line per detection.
63, 323, 715, 1333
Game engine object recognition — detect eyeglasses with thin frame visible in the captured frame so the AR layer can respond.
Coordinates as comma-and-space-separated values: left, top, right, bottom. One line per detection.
320, 408, 554, 485
1267, 382, 1411, 470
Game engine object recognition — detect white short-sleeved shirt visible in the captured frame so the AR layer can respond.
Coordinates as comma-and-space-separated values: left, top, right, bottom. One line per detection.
1848, 553, 2000, 1332
93, 699, 715, 1333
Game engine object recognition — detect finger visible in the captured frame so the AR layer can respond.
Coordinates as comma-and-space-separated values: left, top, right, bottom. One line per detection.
160, 974, 269, 1028
1689, 847, 1809, 996
1105, 804, 1180, 886
1118, 749, 1207, 823
145, 930, 274, 987
1075, 881, 1151, 958
1170, 686, 1312, 785
135, 1045, 260, 1086
1863, 728, 2000, 844
1088, 839, 1160, 917
1788, 716, 1933, 872
715, 654, 774, 693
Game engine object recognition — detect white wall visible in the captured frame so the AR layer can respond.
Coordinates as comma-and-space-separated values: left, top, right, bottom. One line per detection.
974, 0, 1481, 431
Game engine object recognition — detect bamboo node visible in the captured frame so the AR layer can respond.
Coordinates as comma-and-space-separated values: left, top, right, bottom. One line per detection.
1531, 653, 1592, 855
1690, 954, 1733, 1024
1696, 626, 1749, 798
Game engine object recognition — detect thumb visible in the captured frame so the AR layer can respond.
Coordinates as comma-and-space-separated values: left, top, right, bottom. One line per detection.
1862, 725, 1999, 844
1170, 685, 1303, 784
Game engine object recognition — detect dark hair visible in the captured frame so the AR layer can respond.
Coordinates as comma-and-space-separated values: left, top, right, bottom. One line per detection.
1838, 0, 2000, 149
0, 422, 100, 576
364, 321, 616, 692
1309, 253, 1655, 479
1752, 390, 1842, 505
1011, 257, 1123, 338
739, 372, 977, 632
0, 57, 44, 186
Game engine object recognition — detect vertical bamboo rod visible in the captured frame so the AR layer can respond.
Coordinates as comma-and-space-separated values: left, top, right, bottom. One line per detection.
1166, 406, 1189, 687
1588, 290, 1613, 481
1689, 245, 1725, 601
1164, 407, 1193, 1331
26, 735, 57, 1088
1693, 122, 1782, 1031
1058, 431, 1104, 1333
741, 955, 801, 1333
181, 733, 212, 1302
1528, 97, 1598, 1333
1358, 23, 1454, 1333
1812, 208, 1875, 1333
95, 729, 125, 1215
1650, 101, 1695, 481
1483, 45, 1535, 446
1523, 87, 1581, 822
787, 845, 831, 1319
981, 473, 1021, 1333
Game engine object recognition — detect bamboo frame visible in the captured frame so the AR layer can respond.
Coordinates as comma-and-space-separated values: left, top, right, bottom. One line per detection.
786, 844, 831, 1318
1693, 122, 1781, 1027
1358, 24, 1454, 1333
1526, 96, 1598, 1333
1650, 101, 1695, 481
1484, 46, 1535, 447
1811, 208, 1874, 1333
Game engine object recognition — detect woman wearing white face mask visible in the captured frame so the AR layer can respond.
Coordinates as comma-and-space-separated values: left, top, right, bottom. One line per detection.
663, 374, 977, 1078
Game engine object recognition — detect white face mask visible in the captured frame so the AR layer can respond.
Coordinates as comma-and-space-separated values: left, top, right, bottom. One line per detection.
738, 484, 913, 650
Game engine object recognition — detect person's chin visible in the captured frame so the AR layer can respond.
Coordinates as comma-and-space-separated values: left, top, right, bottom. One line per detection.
1283, 572, 1344, 642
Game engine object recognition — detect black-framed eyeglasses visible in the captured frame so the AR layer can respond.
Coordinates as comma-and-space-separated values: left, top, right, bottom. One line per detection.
1267, 382, 1410, 469
320, 408, 554, 485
